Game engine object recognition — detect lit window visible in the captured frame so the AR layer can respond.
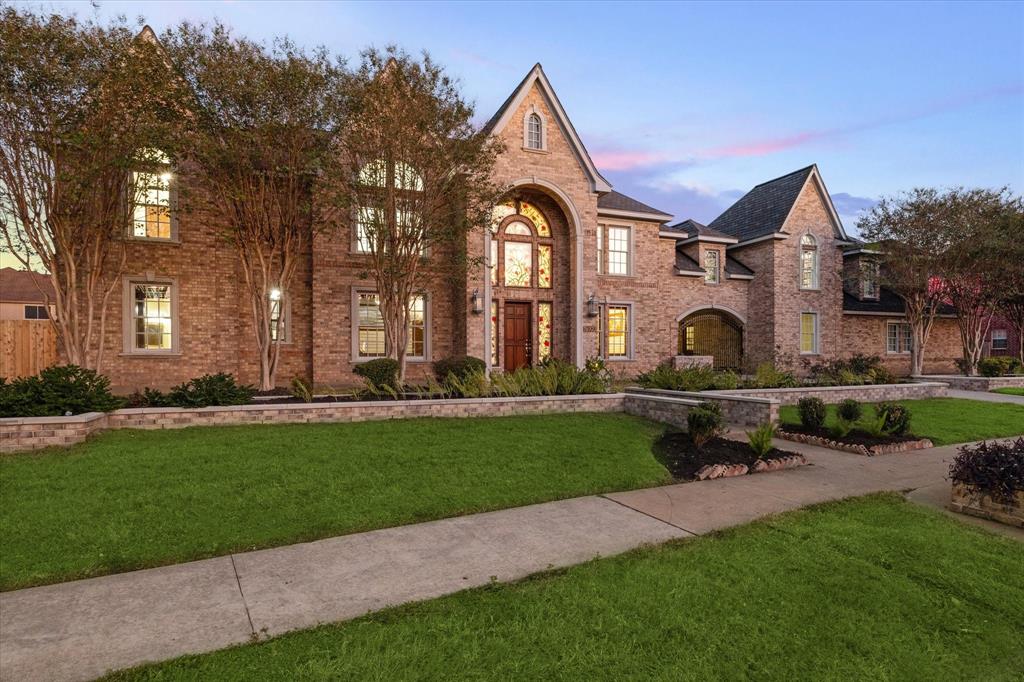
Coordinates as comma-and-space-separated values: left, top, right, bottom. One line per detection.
861, 260, 879, 299
606, 305, 629, 358
407, 295, 425, 357
991, 329, 1008, 351
538, 245, 552, 288
504, 220, 532, 237
504, 241, 532, 287
596, 226, 604, 274
356, 160, 423, 253
519, 202, 550, 236
538, 302, 552, 361
527, 113, 542, 150
132, 170, 171, 240
269, 289, 286, 342
489, 238, 498, 285
800, 312, 818, 354
356, 293, 427, 359
490, 301, 499, 366
606, 226, 630, 275
133, 284, 173, 350
800, 234, 819, 289
887, 322, 912, 354
24, 305, 49, 320
704, 250, 720, 284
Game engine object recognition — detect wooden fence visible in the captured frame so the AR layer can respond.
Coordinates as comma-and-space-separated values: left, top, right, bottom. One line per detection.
0, 319, 58, 378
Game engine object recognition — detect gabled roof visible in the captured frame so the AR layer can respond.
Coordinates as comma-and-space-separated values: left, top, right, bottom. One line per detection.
482, 64, 612, 193
597, 190, 672, 221
710, 164, 848, 243
668, 219, 738, 244
0, 268, 54, 303
674, 249, 704, 275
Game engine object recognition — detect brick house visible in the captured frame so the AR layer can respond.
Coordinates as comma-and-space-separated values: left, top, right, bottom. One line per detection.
86, 62, 961, 391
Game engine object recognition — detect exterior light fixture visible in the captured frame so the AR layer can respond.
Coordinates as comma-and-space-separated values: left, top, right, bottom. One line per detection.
586, 293, 599, 317
471, 289, 483, 314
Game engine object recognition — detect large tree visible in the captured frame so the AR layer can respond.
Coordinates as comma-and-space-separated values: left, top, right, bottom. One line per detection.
336, 47, 503, 382
0, 9, 180, 370
161, 22, 348, 390
857, 189, 950, 376
988, 194, 1024, 364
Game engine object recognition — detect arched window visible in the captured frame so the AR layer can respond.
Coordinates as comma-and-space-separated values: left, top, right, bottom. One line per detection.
355, 160, 423, 253
489, 200, 553, 289
526, 112, 543, 150
799, 234, 819, 289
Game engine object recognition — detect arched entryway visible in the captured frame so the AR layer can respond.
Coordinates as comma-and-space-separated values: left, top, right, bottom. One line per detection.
678, 309, 744, 369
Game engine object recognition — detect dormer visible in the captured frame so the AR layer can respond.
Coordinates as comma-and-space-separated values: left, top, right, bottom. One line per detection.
842, 244, 882, 301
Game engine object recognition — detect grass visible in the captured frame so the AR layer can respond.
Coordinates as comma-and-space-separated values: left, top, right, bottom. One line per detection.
779, 397, 1024, 445
106, 494, 1024, 681
0, 413, 670, 591
992, 387, 1024, 396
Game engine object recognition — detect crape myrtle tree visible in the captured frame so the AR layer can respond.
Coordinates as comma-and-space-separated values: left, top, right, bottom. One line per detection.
335, 47, 504, 383
857, 189, 950, 376
987, 194, 1024, 364
160, 22, 348, 390
0, 8, 181, 370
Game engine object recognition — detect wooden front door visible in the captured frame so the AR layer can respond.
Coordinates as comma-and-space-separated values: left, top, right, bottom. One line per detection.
503, 302, 532, 371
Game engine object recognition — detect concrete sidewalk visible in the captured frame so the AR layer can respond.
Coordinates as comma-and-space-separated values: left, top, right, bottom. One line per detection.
0, 437, 1001, 682
948, 388, 1024, 405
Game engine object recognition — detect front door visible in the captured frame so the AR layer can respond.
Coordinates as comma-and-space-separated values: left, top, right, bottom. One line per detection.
503, 302, 532, 371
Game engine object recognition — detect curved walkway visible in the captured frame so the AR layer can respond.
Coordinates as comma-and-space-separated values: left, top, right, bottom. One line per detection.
0, 436, 1016, 682
947, 388, 1024, 405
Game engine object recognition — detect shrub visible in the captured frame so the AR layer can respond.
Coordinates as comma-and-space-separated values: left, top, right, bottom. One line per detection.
978, 356, 1023, 377
0, 365, 122, 417
746, 422, 776, 459
124, 387, 173, 408
444, 369, 492, 398
836, 398, 862, 423
490, 360, 607, 397
353, 358, 400, 391
875, 401, 911, 436
807, 354, 892, 386
167, 373, 255, 407
797, 397, 827, 430
290, 376, 314, 403
752, 363, 799, 389
687, 402, 725, 449
949, 438, 1024, 503
432, 356, 485, 383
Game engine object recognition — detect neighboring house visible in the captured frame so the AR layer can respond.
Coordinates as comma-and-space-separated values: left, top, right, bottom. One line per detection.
0, 268, 54, 321
983, 313, 1021, 360
72, 51, 962, 390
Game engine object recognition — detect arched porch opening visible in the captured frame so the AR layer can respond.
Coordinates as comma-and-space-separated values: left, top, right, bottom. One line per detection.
678, 309, 744, 370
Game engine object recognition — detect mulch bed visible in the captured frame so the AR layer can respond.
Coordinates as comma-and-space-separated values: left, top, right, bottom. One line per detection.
777, 425, 932, 456
654, 432, 807, 481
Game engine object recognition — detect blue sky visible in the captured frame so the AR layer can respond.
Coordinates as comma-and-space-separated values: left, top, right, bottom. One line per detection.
41, 0, 1024, 233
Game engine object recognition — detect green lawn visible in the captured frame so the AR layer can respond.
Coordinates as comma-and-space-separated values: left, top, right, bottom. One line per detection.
0, 413, 670, 591
992, 387, 1024, 396
779, 397, 1024, 445
107, 495, 1024, 681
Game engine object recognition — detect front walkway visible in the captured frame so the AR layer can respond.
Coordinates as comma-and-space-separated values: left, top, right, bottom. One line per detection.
947, 388, 1024, 405
0, 437, 1011, 682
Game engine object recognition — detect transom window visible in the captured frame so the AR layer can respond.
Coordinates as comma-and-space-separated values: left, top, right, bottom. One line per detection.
800, 312, 819, 354
356, 292, 427, 360
704, 250, 720, 284
861, 260, 879, 300
800, 234, 819, 289
887, 322, 912, 354
133, 284, 173, 350
489, 200, 553, 289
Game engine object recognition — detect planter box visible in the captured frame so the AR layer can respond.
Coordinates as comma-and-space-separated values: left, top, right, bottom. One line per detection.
777, 429, 933, 456
915, 375, 1024, 391
949, 482, 1024, 528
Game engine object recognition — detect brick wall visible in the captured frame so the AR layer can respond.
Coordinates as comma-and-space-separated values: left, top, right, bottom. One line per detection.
914, 375, 1024, 391
841, 315, 961, 375
625, 389, 778, 427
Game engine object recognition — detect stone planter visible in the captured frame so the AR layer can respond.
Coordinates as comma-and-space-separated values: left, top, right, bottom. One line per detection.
777, 429, 933, 456
949, 482, 1024, 528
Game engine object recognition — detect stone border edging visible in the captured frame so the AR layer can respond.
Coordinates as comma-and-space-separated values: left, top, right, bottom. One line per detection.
777, 429, 933, 456
694, 454, 806, 480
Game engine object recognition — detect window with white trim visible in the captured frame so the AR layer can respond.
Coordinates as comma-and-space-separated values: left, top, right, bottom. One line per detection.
886, 322, 912, 354
596, 226, 604, 274
604, 305, 631, 359
991, 329, 1008, 351
861, 260, 879, 300
800, 312, 819, 354
704, 250, 720, 284
24, 305, 49, 320
132, 170, 172, 240
527, 113, 542, 150
605, 225, 631, 276
355, 292, 427, 360
129, 282, 175, 352
355, 160, 423, 253
800, 234, 819, 289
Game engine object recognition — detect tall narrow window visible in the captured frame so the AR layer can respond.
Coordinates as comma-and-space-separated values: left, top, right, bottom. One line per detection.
538, 244, 552, 288
489, 238, 498, 285
596, 226, 604, 274
861, 260, 879, 300
490, 301, 499, 366
132, 170, 171, 240
800, 312, 819, 354
527, 113, 542, 149
607, 306, 629, 358
407, 295, 425, 357
133, 284, 173, 350
538, 302, 552, 361
269, 289, 286, 342
607, 226, 630, 276
800, 235, 819, 289
704, 250, 720, 284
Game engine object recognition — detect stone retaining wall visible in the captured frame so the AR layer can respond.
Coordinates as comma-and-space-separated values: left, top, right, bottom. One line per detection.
916, 375, 1024, 392
703, 381, 948, 406
625, 389, 777, 427
950, 482, 1023, 528
1, 394, 625, 453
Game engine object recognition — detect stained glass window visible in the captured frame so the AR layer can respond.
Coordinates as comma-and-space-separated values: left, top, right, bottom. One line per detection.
489, 238, 498, 285
538, 245, 552, 288
519, 202, 550, 237
491, 202, 515, 233
538, 303, 552, 361
504, 241, 532, 287
132, 171, 171, 239
490, 301, 499, 366
504, 220, 532, 236
607, 226, 630, 275
133, 284, 172, 350
800, 312, 818, 354
607, 306, 628, 358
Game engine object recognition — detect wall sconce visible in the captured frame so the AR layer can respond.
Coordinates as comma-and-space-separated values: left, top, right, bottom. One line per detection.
471, 289, 483, 314
586, 293, 599, 317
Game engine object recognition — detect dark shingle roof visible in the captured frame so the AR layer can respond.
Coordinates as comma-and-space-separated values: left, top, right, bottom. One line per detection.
725, 256, 754, 277
597, 190, 670, 219
668, 219, 737, 241
0, 268, 54, 303
674, 249, 704, 274
709, 165, 816, 242
843, 287, 954, 315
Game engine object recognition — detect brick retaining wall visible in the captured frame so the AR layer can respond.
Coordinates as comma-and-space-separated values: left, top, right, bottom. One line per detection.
703, 382, 948, 406
625, 389, 778, 427
1, 394, 625, 453
915, 375, 1024, 392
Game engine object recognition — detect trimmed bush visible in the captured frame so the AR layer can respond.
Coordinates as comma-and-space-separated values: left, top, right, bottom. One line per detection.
167, 373, 256, 408
353, 358, 400, 391
687, 402, 725, 449
876, 401, 912, 436
432, 356, 485, 383
797, 397, 827, 430
949, 437, 1024, 503
978, 356, 1023, 377
0, 365, 122, 417
836, 398, 863, 423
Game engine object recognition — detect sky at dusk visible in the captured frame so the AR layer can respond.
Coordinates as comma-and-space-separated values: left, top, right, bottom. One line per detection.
33, 0, 1024, 233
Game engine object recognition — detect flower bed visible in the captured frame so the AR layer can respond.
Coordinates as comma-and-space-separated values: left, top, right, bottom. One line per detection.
777, 426, 932, 456
654, 432, 807, 481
